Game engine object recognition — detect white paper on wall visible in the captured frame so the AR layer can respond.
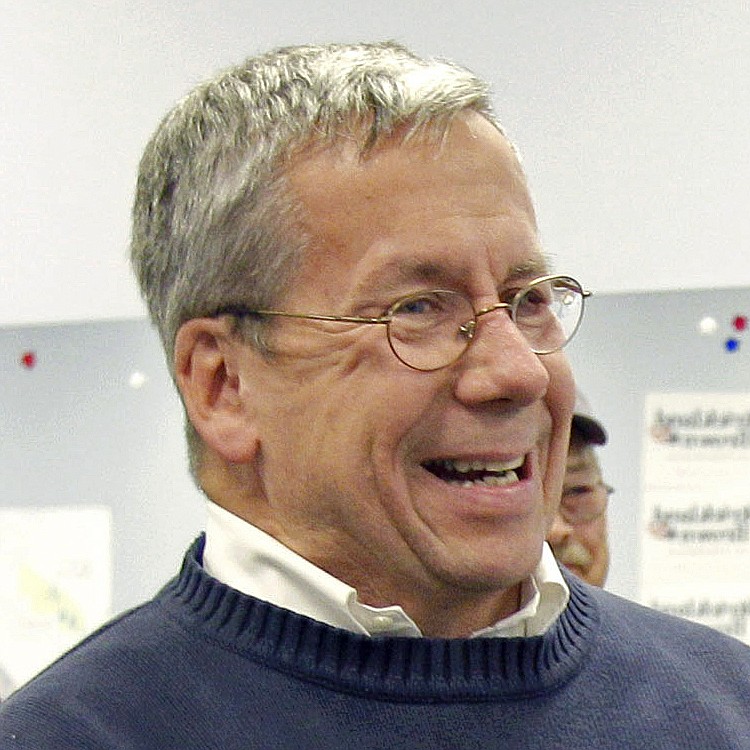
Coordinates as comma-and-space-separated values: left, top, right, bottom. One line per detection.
0, 506, 112, 696
640, 393, 750, 645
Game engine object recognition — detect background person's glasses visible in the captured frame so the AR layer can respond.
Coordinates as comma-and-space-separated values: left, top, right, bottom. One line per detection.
559, 482, 615, 525
217, 274, 589, 372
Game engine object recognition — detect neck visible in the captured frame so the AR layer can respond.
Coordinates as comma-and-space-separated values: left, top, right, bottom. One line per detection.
423, 586, 524, 638
355, 577, 524, 638
204, 496, 535, 638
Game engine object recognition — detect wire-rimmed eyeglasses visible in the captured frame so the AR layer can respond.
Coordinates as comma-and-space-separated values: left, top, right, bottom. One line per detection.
559, 482, 615, 526
215, 274, 590, 372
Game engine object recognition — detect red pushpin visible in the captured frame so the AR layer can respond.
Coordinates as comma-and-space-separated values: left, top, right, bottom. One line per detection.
732, 315, 747, 332
20, 350, 37, 369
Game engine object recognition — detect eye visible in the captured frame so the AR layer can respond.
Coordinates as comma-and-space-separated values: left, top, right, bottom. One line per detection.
389, 290, 474, 340
399, 298, 432, 315
526, 287, 551, 305
395, 291, 446, 316
391, 290, 471, 322
562, 485, 592, 501
517, 284, 552, 312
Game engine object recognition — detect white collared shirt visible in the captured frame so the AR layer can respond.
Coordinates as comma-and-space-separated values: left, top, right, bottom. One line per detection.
202, 500, 569, 638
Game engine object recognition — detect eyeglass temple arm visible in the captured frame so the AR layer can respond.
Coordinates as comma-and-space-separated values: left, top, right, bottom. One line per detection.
215, 304, 388, 325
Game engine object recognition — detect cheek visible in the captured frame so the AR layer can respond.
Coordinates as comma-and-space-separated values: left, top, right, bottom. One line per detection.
580, 523, 608, 554
266, 359, 435, 465
544, 353, 576, 422
593, 523, 610, 555
539, 363, 575, 526
542, 354, 576, 469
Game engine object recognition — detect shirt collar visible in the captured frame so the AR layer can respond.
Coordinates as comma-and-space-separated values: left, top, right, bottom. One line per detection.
202, 499, 569, 638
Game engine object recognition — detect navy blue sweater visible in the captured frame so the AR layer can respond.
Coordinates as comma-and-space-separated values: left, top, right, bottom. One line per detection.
2, 535, 750, 749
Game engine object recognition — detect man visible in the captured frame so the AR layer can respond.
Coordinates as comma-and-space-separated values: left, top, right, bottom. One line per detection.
2, 42, 749, 748
547, 391, 611, 586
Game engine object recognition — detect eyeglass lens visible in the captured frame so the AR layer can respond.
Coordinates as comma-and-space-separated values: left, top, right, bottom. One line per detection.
560, 483, 612, 525
386, 277, 584, 371
515, 277, 584, 354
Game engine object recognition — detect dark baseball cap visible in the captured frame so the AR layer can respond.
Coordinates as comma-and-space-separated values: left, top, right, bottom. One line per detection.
571, 390, 608, 446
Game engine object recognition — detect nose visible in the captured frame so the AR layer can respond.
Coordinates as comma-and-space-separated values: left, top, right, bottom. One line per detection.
546, 512, 574, 548
452, 306, 550, 405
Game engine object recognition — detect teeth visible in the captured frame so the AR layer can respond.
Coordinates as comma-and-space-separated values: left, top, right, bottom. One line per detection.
440, 457, 523, 474
428, 457, 524, 487
460, 472, 518, 488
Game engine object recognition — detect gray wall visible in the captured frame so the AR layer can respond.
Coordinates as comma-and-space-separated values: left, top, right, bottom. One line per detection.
1, 320, 204, 615
566, 286, 750, 598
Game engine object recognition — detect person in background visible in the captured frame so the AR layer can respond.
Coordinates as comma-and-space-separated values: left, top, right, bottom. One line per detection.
2, 41, 750, 749
547, 390, 611, 586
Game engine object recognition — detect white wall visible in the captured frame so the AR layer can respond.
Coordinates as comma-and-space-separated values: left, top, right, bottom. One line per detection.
2, 0, 749, 328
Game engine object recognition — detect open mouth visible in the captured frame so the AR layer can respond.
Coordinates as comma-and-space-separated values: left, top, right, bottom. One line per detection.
422, 456, 527, 487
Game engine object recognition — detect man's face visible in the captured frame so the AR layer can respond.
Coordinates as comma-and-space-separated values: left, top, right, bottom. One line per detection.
235, 113, 575, 621
548, 443, 610, 587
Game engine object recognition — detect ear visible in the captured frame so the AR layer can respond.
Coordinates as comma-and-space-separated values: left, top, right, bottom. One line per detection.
173, 317, 258, 463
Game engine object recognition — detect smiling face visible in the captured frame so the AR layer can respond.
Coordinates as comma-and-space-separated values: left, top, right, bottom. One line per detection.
231, 113, 575, 635
548, 442, 610, 587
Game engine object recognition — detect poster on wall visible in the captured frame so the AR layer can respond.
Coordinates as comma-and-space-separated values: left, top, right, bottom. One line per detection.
640, 393, 750, 645
0, 506, 112, 697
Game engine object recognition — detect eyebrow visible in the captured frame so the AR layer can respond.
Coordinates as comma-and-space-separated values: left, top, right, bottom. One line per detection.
504, 258, 552, 283
355, 255, 552, 298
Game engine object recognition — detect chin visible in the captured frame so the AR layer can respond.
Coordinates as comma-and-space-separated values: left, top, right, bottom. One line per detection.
458, 540, 545, 590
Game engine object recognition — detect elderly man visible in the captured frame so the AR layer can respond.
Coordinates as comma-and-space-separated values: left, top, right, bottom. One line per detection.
547, 391, 611, 586
2, 41, 749, 749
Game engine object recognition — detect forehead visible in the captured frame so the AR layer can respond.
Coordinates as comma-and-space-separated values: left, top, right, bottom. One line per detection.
286, 112, 546, 297
565, 444, 602, 479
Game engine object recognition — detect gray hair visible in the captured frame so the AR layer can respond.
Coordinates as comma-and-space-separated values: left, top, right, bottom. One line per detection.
130, 40, 501, 477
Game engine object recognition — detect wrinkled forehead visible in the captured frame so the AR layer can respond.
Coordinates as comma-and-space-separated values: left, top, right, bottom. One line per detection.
285, 112, 541, 290
285, 113, 537, 253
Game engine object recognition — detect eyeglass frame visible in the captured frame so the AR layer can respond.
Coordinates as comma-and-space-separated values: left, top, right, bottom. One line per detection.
559, 481, 615, 526
214, 273, 591, 372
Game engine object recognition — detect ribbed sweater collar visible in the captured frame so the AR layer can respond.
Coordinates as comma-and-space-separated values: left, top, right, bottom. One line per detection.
161, 535, 598, 701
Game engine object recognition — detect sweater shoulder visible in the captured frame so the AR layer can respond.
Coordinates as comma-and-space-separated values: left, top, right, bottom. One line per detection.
581, 581, 750, 680
2, 538, 600, 709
